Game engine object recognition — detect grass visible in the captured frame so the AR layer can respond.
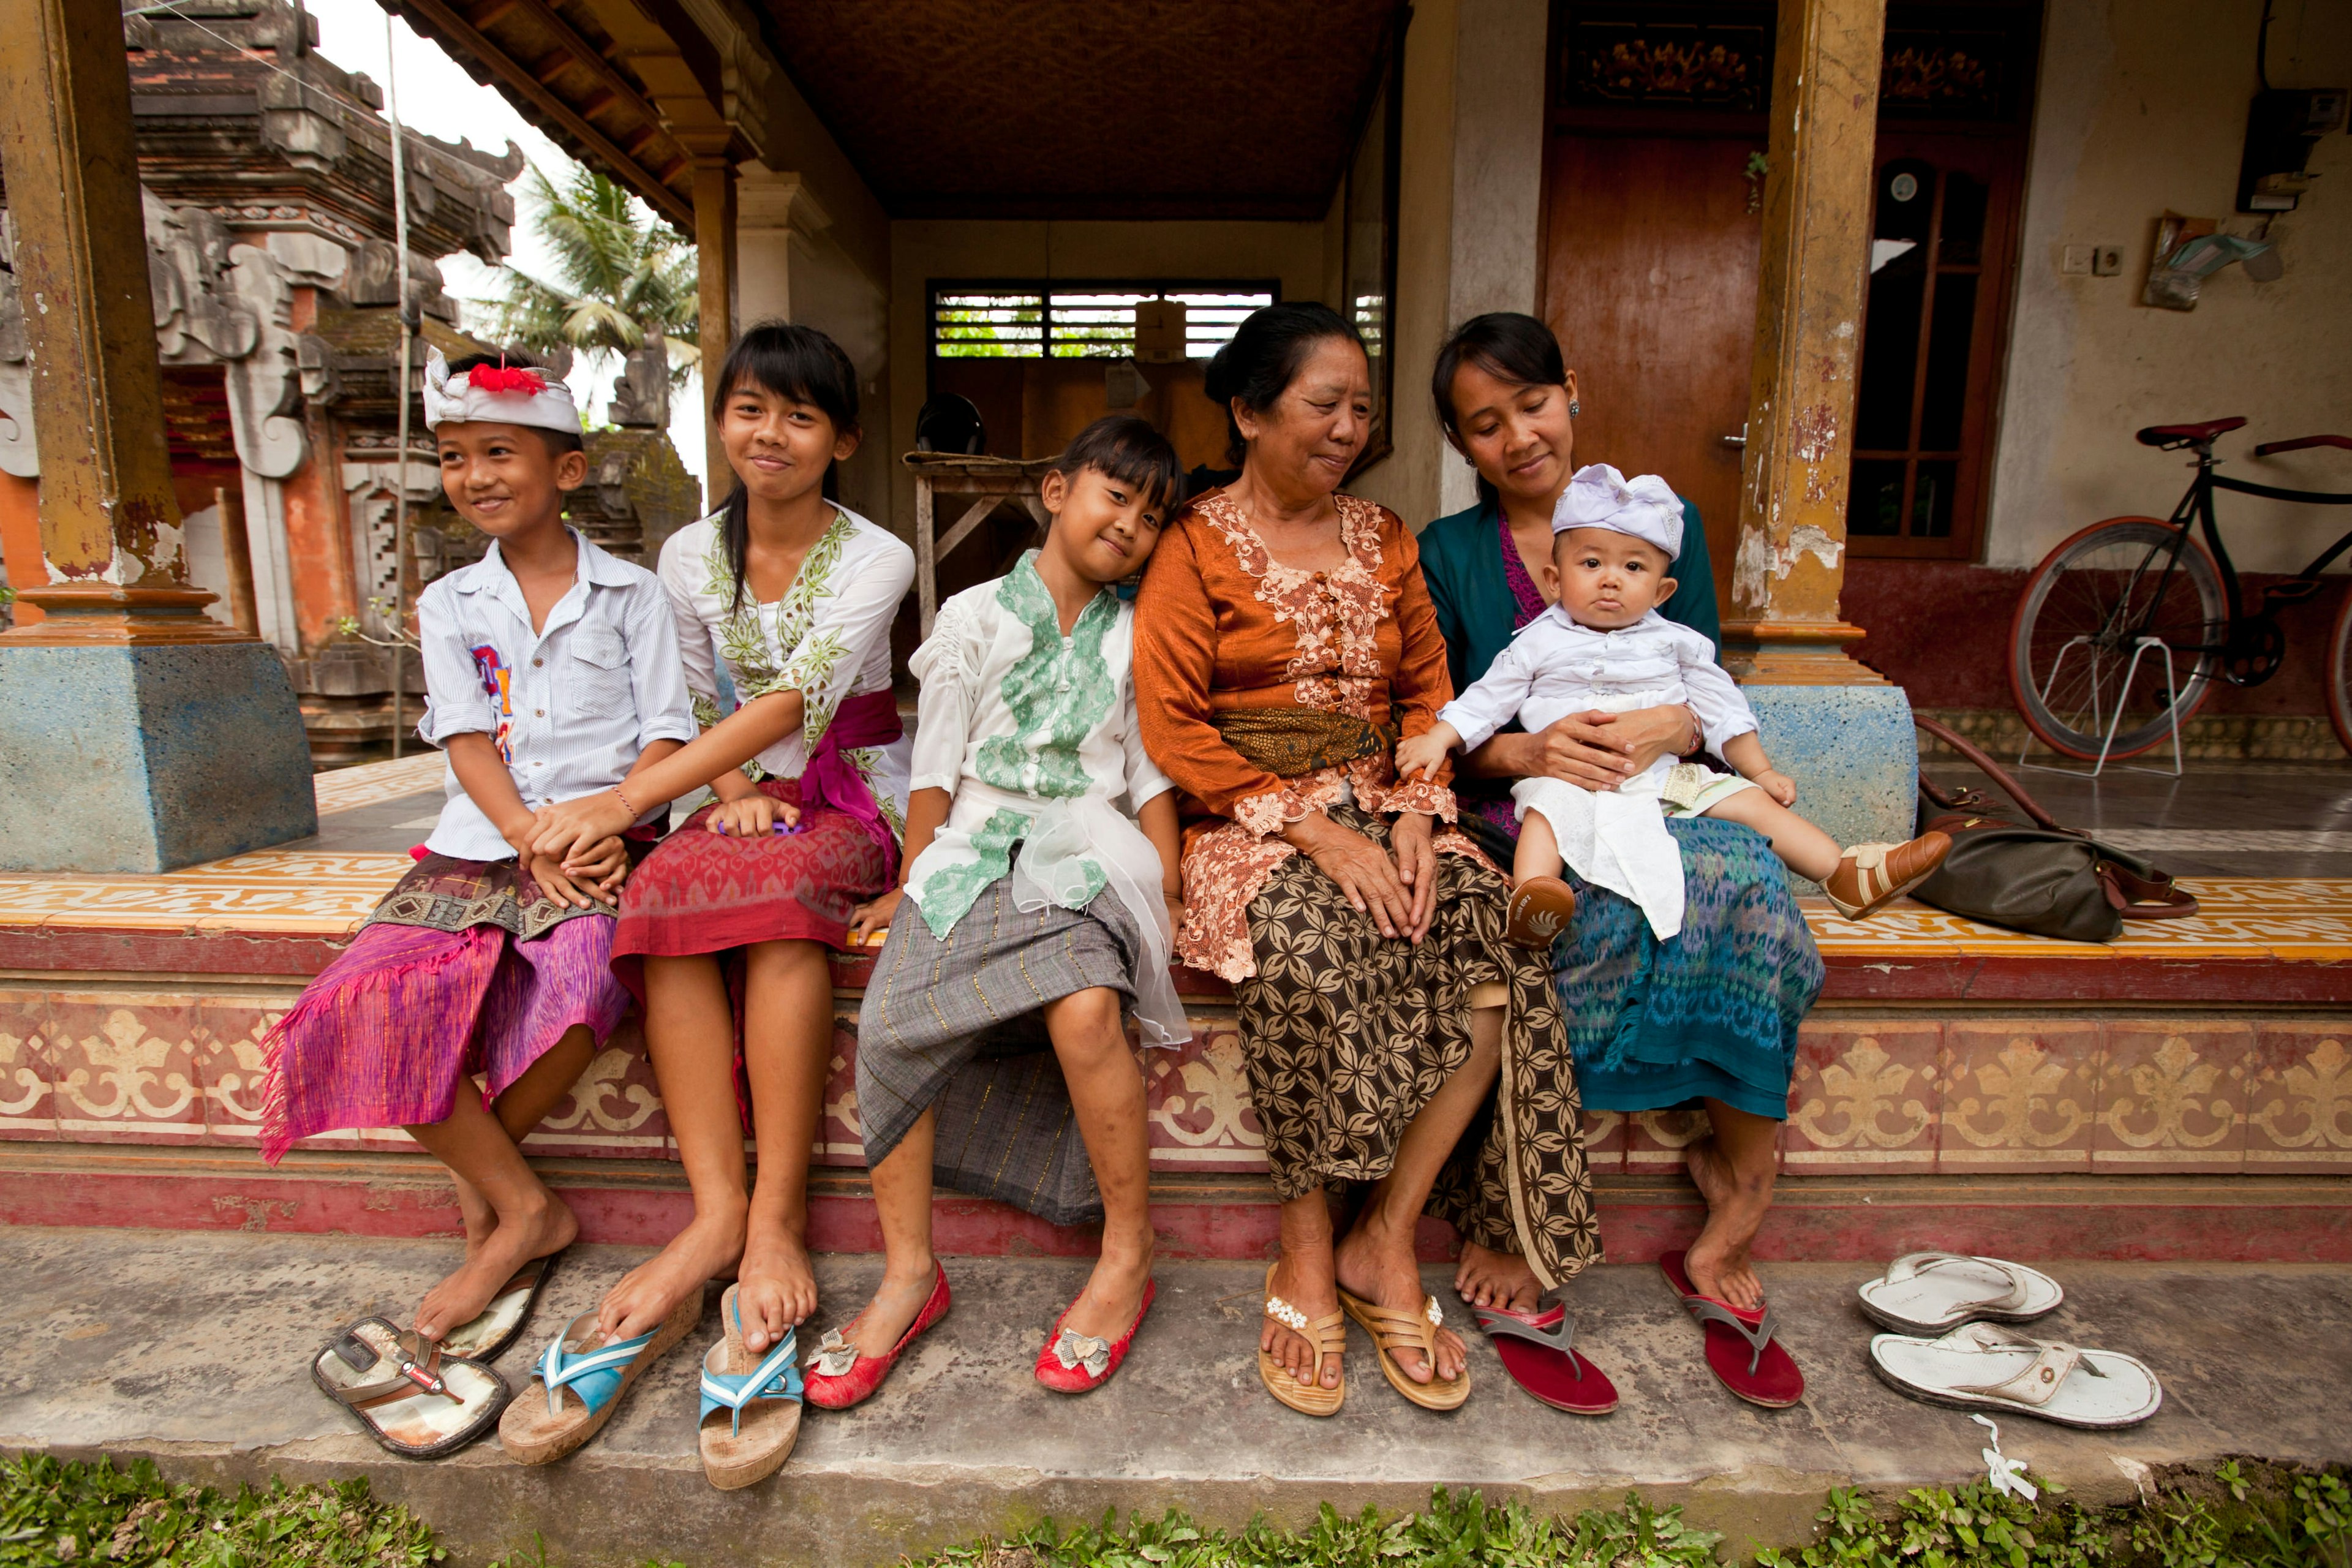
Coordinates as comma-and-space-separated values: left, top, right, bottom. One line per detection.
2, 1454, 2346, 1568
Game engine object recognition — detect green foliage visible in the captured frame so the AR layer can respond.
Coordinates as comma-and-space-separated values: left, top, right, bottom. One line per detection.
10, 1457, 2349, 1568
0, 1455, 439, 1568
483, 165, 699, 388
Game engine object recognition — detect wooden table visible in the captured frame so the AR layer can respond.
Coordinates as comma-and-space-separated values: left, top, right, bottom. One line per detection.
904, 452, 1056, 635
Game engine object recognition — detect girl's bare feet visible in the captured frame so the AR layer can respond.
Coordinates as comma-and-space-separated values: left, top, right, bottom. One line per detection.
1453, 1240, 1543, 1311
736, 1221, 818, 1354
415, 1188, 576, 1341
1683, 1134, 1773, 1312
1334, 1221, 1466, 1384
452, 1171, 498, 1256
598, 1202, 746, 1341
1260, 1246, 1343, 1392
841, 1256, 943, 1359
1059, 1229, 1154, 1343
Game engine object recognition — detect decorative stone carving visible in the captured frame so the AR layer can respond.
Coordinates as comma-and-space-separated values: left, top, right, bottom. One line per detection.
342, 457, 443, 637
608, 330, 671, 429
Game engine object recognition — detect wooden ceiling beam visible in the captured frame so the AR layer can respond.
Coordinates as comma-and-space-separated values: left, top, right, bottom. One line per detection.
391, 0, 691, 228
481, 0, 667, 135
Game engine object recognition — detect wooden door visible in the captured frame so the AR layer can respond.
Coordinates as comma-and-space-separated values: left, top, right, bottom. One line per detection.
1540, 134, 1764, 620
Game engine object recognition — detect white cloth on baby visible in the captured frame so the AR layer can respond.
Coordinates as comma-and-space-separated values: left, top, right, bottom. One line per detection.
1439, 607, 1763, 941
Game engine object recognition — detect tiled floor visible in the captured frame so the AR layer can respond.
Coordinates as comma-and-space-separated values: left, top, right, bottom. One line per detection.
1932, 756, 2352, 877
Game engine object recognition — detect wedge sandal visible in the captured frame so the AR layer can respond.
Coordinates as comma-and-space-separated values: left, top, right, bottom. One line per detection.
499, 1286, 704, 1464
1856, 1253, 2062, 1337
1257, 1263, 1346, 1417
698, 1284, 804, 1490
1337, 1285, 1468, 1412
1869, 1321, 2162, 1429
312, 1316, 509, 1459
1472, 1302, 1618, 1415
1660, 1250, 1804, 1408
437, 1248, 566, 1363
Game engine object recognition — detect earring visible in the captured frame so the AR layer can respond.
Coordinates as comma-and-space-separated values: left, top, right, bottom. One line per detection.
1465, 453, 1477, 468
1569, 399, 1581, 418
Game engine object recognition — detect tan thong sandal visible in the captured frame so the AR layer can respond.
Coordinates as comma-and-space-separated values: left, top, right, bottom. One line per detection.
499, 1285, 703, 1465
698, 1284, 803, 1490
1337, 1285, 1470, 1411
1257, 1263, 1346, 1417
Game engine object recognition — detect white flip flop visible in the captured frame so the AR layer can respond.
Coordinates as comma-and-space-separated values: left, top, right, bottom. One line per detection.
1869, 1321, 2162, 1429
1856, 1253, 2062, 1335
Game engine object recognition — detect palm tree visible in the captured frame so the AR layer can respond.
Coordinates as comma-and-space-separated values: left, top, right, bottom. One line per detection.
483, 164, 699, 391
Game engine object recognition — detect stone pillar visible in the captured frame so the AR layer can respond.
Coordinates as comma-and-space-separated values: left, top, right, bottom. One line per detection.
1721, 0, 1913, 862
0, 0, 314, 872
692, 154, 737, 510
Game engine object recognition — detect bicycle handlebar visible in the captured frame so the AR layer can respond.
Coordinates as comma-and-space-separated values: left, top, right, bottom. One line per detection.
2253, 434, 2352, 458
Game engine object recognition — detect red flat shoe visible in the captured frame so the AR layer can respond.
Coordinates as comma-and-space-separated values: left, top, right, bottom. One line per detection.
1034, 1280, 1156, 1395
802, 1263, 951, 1411
1659, 1250, 1804, 1408
1471, 1301, 1619, 1415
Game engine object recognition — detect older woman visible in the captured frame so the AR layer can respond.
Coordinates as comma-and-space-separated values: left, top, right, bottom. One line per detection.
1417, 312, 1823, 1406
1134, 303, 1599, 1417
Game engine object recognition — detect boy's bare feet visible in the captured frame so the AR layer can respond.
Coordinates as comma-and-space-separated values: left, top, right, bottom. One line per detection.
1334, 1220, 1466, 1383
415, 1188, 576, 1341
840, 1256, 944, 1360
1453, 1239, 1543, 1311
598, 1202, 746, 1342
1259, 1245, 1343, 1392
451, 1171, 497, 1255
1683, 1137, 1771, 1312
1058, 1230, 1155, 1344
736, 1221, 818, 1354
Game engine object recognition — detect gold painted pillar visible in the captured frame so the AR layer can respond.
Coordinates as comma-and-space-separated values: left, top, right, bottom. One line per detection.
692, 153, 737, 509
0, 0, 240, 641
1720, 0, 1888, 687
0, 0, 313, 871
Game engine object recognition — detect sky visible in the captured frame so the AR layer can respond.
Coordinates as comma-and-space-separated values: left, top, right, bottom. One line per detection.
301, 0, 707, 485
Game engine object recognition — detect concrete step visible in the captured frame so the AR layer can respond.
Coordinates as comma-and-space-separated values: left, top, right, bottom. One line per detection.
7, 1227, 2349, 1567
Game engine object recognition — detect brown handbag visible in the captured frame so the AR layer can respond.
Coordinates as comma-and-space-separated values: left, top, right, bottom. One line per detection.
1911, 715, 2199, 943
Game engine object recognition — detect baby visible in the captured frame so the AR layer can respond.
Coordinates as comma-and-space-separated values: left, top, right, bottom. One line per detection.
1396, 463, 1950, 946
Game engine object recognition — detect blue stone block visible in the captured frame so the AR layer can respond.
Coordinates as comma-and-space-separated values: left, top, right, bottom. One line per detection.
1741, 682, 1918, 891
0, 642, 316, 872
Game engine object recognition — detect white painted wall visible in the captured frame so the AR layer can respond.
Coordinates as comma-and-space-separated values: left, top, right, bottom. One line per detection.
1990, 0, 2352, 572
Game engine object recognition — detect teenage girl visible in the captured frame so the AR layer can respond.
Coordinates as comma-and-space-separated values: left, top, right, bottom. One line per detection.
529, 324, 912, 1364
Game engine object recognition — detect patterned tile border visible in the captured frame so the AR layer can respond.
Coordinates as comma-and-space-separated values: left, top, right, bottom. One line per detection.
310, 753, 447, 816
20, 982, 2348, 1176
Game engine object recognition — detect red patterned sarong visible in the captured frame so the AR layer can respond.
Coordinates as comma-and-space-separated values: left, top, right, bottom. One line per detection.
608, 775, 896, 998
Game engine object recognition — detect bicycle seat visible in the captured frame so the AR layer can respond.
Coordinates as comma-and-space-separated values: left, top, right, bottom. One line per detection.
2136, 417, 2246, 449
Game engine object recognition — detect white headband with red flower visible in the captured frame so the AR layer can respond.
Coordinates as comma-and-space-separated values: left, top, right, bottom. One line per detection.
421, 347, 582, 435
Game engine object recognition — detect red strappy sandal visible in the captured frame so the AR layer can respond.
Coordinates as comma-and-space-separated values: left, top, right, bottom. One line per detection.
1034, 1279, 1156, 1394
802, 1262, 951, 1411
1471, 1300, 1619, 1415
1659, 1250, 1804, 1408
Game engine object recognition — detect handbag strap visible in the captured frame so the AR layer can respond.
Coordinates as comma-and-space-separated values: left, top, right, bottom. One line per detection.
1913, 715, 2070, 832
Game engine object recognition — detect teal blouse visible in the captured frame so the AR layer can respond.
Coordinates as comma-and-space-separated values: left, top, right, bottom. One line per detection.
1417, 496, 1722, 701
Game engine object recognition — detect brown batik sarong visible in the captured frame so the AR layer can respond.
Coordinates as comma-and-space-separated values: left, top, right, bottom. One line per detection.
1234, 804, 1601, 1289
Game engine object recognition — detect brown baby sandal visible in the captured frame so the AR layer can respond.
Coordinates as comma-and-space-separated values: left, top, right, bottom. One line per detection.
1823, 831, 1953, 920
1505, 876, 1578, 948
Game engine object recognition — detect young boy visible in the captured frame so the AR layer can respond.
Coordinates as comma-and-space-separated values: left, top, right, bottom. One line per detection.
1396, 462, 1950, 946
815, 417, 1190, 1406
264, 349, 696, 1367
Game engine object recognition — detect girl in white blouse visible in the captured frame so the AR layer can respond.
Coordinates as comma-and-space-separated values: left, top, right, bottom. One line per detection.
528, 325, 910, 1482
808, 418, 1189, 1408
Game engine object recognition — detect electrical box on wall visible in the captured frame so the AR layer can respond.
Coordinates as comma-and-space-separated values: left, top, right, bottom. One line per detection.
2237, 88, 2348, 211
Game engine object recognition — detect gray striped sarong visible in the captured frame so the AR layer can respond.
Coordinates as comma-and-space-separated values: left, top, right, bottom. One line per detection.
856, 862, 1147, 1227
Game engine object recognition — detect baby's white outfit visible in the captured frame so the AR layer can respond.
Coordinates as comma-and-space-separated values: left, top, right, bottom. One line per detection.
1438, 605, 1760, 940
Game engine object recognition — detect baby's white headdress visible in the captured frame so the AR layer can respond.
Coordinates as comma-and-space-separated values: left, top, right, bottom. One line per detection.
421, 347, 582, 435
1551, 462, 1683, 560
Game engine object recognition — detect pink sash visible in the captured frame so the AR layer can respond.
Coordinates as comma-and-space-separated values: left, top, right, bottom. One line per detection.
797, 688, 903, 878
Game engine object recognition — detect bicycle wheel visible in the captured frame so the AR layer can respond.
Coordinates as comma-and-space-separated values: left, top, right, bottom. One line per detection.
2009, 516, 2225, 760
2328, 582, 2352, 758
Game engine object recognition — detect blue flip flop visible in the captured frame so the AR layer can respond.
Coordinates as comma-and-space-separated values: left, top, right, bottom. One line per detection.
697, 1283, 804, 1490
497, 1286, 703, 1464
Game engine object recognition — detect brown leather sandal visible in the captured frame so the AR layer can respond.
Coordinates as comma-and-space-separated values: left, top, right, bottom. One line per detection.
1257, 1263, 1346, 1417
1505, 876, 1577, 948
1336, 1285, 1470, 1411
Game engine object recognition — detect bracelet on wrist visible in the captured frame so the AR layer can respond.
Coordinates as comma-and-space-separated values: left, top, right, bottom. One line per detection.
612, 784, 638, 820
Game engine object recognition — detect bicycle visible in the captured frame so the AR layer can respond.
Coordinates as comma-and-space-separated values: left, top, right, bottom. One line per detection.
2007, 417, 2352, 763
